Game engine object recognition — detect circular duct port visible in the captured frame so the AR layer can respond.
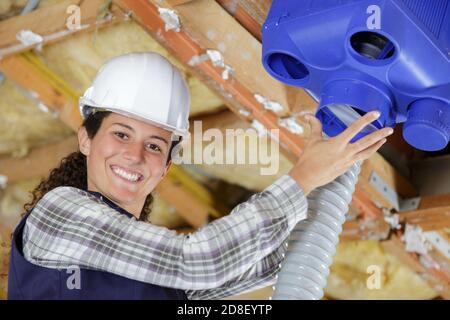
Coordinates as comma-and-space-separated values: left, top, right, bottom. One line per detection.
403, 99, 450, 151
266, 53, 310, 81
316, 104, 383, 142
350, 31, 396, 62
316, 79, 393, 142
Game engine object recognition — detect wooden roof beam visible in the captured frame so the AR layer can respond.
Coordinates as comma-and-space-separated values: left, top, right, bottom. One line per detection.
0, 136, 79, 183
381, 235, 450, 299
216, 0, 263, 41
226, 0, 271, 26
0, 0, 126, 58
165, 0, 196, 5
0, 52, 82, 131
0, 224, 12, 281
419, 193, 450, 210
341, 216, 391, 242
399, 207, 450, 231
341, 204, 450, 240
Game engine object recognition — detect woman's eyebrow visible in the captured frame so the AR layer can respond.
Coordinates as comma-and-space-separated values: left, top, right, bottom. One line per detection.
150, 136, 169, 146
112, 123, 169, 146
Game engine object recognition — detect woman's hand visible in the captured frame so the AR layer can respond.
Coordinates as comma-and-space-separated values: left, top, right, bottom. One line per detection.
289, 111, 393, 196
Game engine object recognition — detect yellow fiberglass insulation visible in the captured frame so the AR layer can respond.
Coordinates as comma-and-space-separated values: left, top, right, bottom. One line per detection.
325, 240, 438, 299
0, 80, 73, 157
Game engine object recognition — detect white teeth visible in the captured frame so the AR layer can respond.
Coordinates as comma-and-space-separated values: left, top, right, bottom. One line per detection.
112, 166, 141, 182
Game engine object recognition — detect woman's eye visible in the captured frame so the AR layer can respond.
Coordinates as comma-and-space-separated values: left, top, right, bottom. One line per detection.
147, 144, 162, 152
114, 132, 128, 140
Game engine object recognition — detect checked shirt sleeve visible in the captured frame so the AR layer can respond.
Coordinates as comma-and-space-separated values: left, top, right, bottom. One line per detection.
185, 240, 289, 300
23, 174, 307, 291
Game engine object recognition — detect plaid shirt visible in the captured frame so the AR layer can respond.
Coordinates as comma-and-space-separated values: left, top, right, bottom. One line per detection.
22, 175, 307, 300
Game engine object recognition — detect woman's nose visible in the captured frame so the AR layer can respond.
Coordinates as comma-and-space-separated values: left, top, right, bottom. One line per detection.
123, 143, 144, 163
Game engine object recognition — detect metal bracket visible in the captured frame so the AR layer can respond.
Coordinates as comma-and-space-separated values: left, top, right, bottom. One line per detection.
424, 231, 450, 259
398, 197, 421, 212
369, 171, 420, 212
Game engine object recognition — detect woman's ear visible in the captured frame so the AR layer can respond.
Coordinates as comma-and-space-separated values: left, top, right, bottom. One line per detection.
161, 160, 172, 179
78, 126, 91, 156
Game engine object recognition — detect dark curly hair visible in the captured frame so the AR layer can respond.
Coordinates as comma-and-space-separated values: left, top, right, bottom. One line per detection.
23, 110, 181, 222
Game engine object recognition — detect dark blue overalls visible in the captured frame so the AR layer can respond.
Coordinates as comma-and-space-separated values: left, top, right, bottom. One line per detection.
7, 191, 187, 300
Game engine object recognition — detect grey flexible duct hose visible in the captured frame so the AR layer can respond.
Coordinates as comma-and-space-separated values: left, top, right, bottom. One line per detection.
272, 161, 362, 300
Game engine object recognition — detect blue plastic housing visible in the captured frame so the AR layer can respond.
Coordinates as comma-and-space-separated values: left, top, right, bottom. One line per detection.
262, 0, 450, 151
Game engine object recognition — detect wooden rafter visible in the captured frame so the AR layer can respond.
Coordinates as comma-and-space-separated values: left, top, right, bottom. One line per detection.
399, 206, 450, 231
0, 224, 11, 244
216, 0, 263, 41
0, 52, 82, 131
0, 224, 12, 279
341, 216, 390, 241
165, 0, 196, 5
0, 136, 79, 183
381, 235, 450, 299
419, 193, 450, 209
225, 0, 271, 26
156, 175, 210, 227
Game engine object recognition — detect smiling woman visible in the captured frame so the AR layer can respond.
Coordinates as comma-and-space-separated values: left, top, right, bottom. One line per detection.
7, 52, 309, 300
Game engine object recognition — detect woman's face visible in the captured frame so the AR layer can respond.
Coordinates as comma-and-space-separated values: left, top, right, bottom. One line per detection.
78, 112, 173, 217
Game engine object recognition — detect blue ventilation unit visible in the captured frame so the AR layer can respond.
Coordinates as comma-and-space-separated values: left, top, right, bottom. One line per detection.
262, 0, 450, 151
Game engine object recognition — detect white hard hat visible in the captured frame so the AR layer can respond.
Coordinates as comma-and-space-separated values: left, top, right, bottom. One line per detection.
79, 52, 190, 137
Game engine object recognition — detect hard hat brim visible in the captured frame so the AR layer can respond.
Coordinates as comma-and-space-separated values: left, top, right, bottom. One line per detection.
79, 100, 190, 139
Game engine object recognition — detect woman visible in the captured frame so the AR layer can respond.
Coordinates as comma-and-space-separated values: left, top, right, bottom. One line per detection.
8, 52, 393, 300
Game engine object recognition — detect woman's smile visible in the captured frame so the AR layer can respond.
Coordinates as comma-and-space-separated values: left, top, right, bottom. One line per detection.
110, 164, 144, 183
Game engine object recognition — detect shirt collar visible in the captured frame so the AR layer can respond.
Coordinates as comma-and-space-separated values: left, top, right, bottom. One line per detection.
87, 190, 136, 220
